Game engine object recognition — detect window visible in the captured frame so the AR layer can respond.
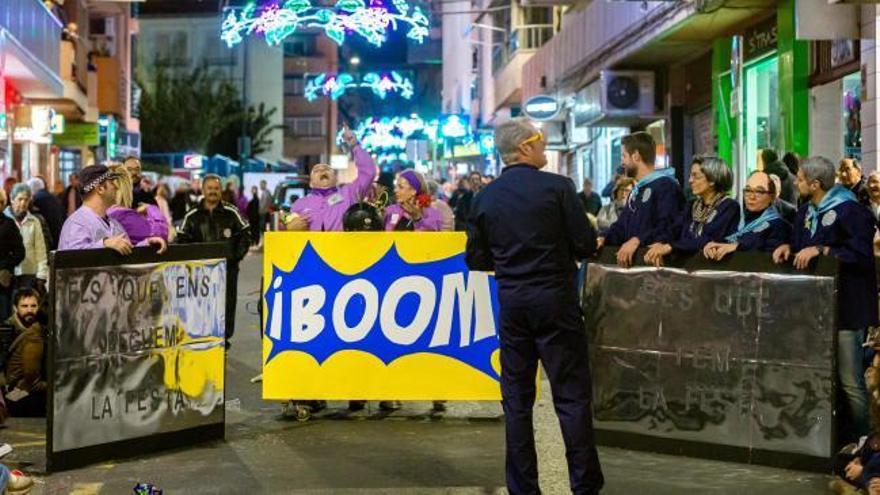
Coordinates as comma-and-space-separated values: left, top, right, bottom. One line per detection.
284, 36, 317, 57
284, 75, 306, 96
154, 31, 189, 66
204, 31, 235, 66
59, 150, 81, 186
285, 117, 324, 138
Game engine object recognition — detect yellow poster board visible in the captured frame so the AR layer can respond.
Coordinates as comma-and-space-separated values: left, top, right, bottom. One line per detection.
262, 232, 502, 400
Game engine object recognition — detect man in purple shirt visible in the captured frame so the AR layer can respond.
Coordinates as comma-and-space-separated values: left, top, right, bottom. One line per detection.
285, 128, 376, 232
58, 165, 167, 255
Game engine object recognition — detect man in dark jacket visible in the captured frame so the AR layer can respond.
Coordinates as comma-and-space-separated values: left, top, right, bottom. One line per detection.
578, 178, 602, 215
466, 118, 603, 495
839, 158, 871, 207
774, 156, 878, 444
762, 149, 799, 205
124, 156, 157, 207
27, 178, 64, 250
176, 174, 251, 343
0, 188, 25, 321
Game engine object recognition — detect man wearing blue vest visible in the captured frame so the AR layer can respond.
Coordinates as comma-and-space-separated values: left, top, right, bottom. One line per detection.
466, 118, 603, 495
598, 131, 684, 267
774, 156, 878, 443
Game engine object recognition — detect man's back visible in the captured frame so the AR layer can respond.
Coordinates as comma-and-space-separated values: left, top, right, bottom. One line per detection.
466, 164, 596, 301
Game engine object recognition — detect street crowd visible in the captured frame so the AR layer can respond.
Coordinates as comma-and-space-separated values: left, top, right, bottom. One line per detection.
0, 117, 879, 492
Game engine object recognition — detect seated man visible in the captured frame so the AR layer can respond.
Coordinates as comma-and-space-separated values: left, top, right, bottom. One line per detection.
3, 289, 45, 417
704, 171, 792, 260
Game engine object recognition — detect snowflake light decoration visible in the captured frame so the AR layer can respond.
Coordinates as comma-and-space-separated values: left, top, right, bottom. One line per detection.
304, 71, 414, 101
337, 115, 439, 156
221, 0, 430, 48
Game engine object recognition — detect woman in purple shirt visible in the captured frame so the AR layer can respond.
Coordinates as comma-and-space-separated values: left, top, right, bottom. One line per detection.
384, 170, 442, 231
107, 165, 169, 244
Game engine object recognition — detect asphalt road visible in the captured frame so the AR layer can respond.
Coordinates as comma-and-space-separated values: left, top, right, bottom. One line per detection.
1, 249, 834, 494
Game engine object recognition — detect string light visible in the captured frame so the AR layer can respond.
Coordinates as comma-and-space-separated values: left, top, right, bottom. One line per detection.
304, 71, 415, 101
221, 0, 430, 48
337, 115, 439, 154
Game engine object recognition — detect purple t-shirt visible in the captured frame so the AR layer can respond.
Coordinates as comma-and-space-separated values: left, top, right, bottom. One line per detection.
290, 146, 377, 232
108, 205, 169, 245
383, 204, 443, 232
58, 205, 130, 251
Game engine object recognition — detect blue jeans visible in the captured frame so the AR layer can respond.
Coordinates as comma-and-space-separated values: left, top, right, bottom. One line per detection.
839, 329, 870, 443
0, 463, 10, 492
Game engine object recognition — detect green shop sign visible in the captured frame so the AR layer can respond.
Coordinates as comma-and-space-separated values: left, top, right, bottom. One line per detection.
52, 122, 99, 147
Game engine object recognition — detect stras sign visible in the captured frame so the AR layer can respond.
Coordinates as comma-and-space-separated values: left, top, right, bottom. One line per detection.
262, 233, 502, 400
523, 95, 560, 121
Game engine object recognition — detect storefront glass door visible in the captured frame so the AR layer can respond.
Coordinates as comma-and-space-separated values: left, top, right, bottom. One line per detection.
744, 56, 779, 176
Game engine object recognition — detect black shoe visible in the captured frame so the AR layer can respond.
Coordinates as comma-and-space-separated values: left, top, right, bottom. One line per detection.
432, 401, 446, 413
349, 400, 366, 411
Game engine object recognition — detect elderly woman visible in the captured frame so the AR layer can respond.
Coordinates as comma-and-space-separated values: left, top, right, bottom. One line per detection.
644, 156, 739, 266
384, 170, 443, 231
3, 184, 48, 292
704, 171, 792, 260
596, 177, 635, 233
427, 180, 454, 231
107, 165, 169, 244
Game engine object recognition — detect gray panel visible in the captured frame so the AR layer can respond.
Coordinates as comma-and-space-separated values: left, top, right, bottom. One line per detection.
52, 259, 227, 453
584, 264, 835, 458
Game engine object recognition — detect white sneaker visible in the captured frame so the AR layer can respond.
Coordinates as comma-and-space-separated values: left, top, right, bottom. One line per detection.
0, 443, 12, 459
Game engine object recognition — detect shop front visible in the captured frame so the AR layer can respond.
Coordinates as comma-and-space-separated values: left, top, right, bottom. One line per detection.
712, 1, 809, 196
809, 39, 861, 163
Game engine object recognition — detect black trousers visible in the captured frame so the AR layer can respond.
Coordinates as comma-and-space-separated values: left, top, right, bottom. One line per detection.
226, 264, 239, 341
499, 298, 604, 495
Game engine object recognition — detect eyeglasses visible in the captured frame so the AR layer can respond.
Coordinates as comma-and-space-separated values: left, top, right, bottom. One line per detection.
519, 132, 544, 147
742, 187, 771, 196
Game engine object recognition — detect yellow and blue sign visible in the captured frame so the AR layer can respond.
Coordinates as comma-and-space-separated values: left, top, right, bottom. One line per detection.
262, 232, 502, 400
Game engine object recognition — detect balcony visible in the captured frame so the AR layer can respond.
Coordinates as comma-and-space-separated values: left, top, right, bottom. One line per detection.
0, 0, 63, 97
492, 25, 553, 110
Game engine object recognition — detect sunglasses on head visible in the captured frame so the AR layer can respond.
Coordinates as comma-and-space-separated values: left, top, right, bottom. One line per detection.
519, 132, 544, 147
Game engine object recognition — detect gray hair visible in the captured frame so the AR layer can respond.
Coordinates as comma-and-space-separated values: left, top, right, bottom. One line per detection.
426, 180, 439, 196
694, 155, 733, 193
495, 118, 538, 165
800, 156, 836, 191
26, 177, 45, 193
10, 183, 32, 200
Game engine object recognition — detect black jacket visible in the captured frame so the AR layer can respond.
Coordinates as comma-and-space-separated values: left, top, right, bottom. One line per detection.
31, 190, 64, 250
578, 191, 602, 216
465, 164, 597, 304
176, 200, 251, 263
0, 215, 25, 274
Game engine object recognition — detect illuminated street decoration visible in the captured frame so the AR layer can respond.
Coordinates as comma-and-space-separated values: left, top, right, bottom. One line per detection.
439, 114, 470, 140
337, 116, 439, 162
478, 131, 495, 155
221, 0, 430, 48
304, 72, 414, 101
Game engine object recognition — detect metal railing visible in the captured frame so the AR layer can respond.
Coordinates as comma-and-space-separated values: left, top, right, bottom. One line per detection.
0, 0, 62, 75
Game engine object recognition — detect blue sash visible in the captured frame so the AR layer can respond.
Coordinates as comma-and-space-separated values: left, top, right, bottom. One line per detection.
629, 168, 676, 206
806, 184, 856, 237
725, 206, 781, 243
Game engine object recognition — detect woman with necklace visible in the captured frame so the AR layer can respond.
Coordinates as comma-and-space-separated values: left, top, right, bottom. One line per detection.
644, 156, 739, 267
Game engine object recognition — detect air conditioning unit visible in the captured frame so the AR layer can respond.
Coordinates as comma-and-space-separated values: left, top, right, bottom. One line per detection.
573, 70, 656, 127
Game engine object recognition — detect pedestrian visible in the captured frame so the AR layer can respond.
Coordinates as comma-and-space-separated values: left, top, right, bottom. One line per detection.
427, 180, 454, 232
0, 189, 24, 322
596, 177, 634, 233
170, 183, 191, 224
57, 165, 167, 255
783, 151, 800, 176
155, 183, 175, 242
465, 117, 603, 495
247, 186, 262, 246
599, 131, 685, 268
704, 171, 791, 259
61, 172, 82, 217
773, 156, 878, 444
839, 158, 871, 207
769, 174, 798, 225
4, 288, 46, 417
124, 156, 157, 206
27, 177, 64, 250
3, 184, 48, 294
868, 171, 880, 223
761, 149, 798, 205
452, 172, 482, 231
448, 178, 469, 211
578, 178, 602, 216
176, 174, 251, 344
258, 180, 273, 234
384, 170, 443, 231
644, 155, 739, 267
285, 128, 376, 232
107, 165, 169, 245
